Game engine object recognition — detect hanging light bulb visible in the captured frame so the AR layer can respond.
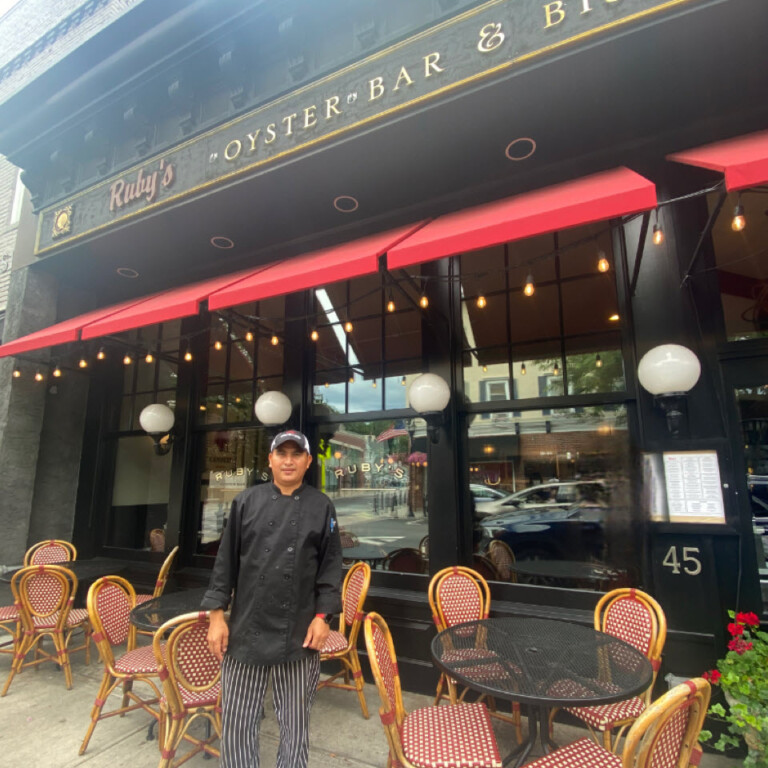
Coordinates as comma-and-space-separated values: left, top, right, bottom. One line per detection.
12, 367, 21, 378
344, 321, 353, 333
419, 294, 429, 309
400, 376, 407, 386
609, 313, 620, 322
521, 363, 527, 376
235, 396, 241, 404
372, 379, 377, 388
349, 373, 355, 383
216, 402, 223, 409
324, 381, 329, 388
477, 294, 487, 309
652, 224, 664, 246
387, 295, 396, 313
523, 274, 535, 297
79, 356, 88, 369
553, 362, 560, 376
184, 346, 193, 362
34, 370, 44, 382
597, 252, 610, 273
199, 404, 207, 411
245, 330, 254, 342
214, 339, 223, 351
482, 365, 488, 372
123, 353, 133, 365
732, 197, 746, 232
596, 354, 603, 368
52, 364, 62, 378
310, 329, 319, 341
144, 350, 154, 364
96, 347, 106, 361
271, 335, 279, 346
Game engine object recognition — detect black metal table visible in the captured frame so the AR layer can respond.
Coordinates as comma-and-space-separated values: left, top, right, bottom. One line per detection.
509, 560, 623, 587
341, 543, 388, 567
130, 587, 208, 632
431, 617, 653, 766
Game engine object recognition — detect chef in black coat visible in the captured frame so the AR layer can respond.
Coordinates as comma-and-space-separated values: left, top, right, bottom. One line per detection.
203, 429, 342, 768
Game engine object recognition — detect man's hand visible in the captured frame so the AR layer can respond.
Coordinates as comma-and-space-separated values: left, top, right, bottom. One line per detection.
303, 616, 330, 650
207, 609, 229, 662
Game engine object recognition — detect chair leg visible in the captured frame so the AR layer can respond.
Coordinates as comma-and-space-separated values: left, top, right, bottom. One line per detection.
158, 714, 182, 768
54, 632, 73, 690
349, 650, 369, 719
434, 673, 446, 706
513, 703, 523, 745
603, 728, 613, 752
1, 633, 32, 696
446, 677, 459, 705
80, 671, 115, 754
122, 678, 134, 712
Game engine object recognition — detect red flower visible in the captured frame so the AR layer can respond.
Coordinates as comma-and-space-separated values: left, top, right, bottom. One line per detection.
735, 612, 760, 627
702, 669, 722, 684
727, 638, 753, 654
727, 622, 745, 636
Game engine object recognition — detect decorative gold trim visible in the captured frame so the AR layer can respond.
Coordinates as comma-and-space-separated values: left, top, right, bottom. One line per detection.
51, 205, 73, 239
34, 0, 703, 256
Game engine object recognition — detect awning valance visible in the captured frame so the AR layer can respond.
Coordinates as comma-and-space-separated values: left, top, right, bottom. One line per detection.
386, 167, 657, 270
667, 130, 768, 192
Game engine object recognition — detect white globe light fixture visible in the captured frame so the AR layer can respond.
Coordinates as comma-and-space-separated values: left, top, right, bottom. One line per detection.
254, 391, 293, 426
408, 373, 451, 443
637, 344, 701, 436
139, 403, 176, 455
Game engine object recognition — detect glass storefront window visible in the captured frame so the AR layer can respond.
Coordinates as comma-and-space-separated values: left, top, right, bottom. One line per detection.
468, 406, 636, 590
315, 418, 428, 571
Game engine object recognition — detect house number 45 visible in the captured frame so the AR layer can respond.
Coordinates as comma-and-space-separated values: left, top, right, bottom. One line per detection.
662, 546, 702, 575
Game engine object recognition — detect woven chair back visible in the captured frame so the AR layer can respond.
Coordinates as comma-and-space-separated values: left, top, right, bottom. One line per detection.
364, 612, 405, 731
384, 547, 426, 573
339, 530, 359, 548
153, 545, 179, 598
599, 588, 666, 657
487, 540, 517, 582
429, 566, 490, 632
87, 576, 137, 667
623, 678, 710, 768
25, 540, 76, 566
15, 566, 73, 625
342, 562, 370, 629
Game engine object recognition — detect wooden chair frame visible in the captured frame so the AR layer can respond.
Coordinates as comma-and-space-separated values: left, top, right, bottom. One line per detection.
549, 587, 668, 752
79, 576, 162, 755
0, 604, 20, 656
1, 564, 90, 696
153, 612, 222, 768
427, 566, 522, 743
24, 539, 77, 565
318, 561, 371, 718
487, 540, 517, 583
136, 546, 180, 637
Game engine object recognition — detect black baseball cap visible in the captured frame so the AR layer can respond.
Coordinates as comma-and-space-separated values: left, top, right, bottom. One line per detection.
270, 430, 311, 453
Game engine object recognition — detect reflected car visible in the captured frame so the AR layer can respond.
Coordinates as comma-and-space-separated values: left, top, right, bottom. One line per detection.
470, 484, 511, 503
475, 480, 606, 518
478, 502, 606, 562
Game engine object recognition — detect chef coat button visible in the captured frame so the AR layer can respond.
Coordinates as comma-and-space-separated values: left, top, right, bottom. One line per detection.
283, 574, 290, 581
259, 575, 265, 581
272, 495, 278, 500
290, 520, 296, 526
264, 547, 270, 553
294, 495, 299, 500
287, 546, 294, 553
268, 521, 274, 526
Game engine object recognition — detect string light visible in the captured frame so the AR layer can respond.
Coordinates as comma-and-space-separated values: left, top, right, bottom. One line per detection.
652, 209, 664, 245
324, 381, 329, 388
34, 370, 44, 382
270, 335, 279, 346
344, 321, 353, 333
144, 350, 154, 364
482, 365, 488, 372
597, 251, 610, 273
245, 330, 254, 342
609, 313, 620, 322
521, 363, 527, 376
52, 364, 62, 378
349, 373, 355, 383
216, 402, 223, 409
214, 339, 223, 351
97, 347, 106, 360
12, 367, 21, 378
387, 295, 396, 313
184, 345, 193, 362
523, 274, 535, 297
310, 329, 319, 341
477, 294, 487, 308
400, 376, 407, 386
123, 353, 133, 365
419, 294, 429, 309
553, 362, 560, 376
235, 396, 241, 403
372, 379, 377, 388
596, 354, 603, 368
732, 196, 746, 231
199, 404, 207, 411
79, 357, 88, 368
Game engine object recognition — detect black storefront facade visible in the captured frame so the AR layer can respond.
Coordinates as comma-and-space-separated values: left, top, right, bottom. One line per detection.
1, 0, 767, 705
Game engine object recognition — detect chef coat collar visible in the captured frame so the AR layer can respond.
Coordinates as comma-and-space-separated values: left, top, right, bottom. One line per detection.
270, 481, 307, 497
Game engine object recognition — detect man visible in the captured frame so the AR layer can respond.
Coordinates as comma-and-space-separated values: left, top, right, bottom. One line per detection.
202, 429, 342, 768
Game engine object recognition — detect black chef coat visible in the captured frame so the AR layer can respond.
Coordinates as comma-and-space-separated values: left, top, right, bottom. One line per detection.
200, 481, 342, 666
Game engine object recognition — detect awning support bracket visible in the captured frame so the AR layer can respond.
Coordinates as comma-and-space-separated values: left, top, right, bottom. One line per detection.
680, 189, 727, 289
629, 211, 650, 297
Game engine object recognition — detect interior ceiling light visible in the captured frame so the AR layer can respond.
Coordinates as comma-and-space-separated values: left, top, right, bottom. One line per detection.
597, 252, 610, 273
732, 196, 746, 231
482, 365, 488, 372
116, 267, 139, 278
609, 313, 620, 322
477, 294, 487, 308
210, 236, 235, 249
596, 354, 603, 368
553, 362, 560, 376
324, 381, 329, 388
521, 363, 527, 375
523, 275, 535, 297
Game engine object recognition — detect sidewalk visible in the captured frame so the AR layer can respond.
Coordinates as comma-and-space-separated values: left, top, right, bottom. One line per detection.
0, 642, 740, 768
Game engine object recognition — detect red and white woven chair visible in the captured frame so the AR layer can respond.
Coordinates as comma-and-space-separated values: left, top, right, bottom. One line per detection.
153, 611, 221, 768
428, 566, 522, 743
79, 576, 163, 755
1, 564, 91, 696
524, 678, 710, 768
0, 599, 20, 657
364, 611, 502, 768
318, 561, 371, 718
487, 540, 518, 583
548, 587, 667, 752
135, 546, 180, 638
24, 539, 77, 565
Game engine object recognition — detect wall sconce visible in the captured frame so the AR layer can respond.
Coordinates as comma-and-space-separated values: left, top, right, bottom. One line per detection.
139, 403, 176, 455
254, 391, 293, 426
637, 344, 701, 436
408, 372, 451, 443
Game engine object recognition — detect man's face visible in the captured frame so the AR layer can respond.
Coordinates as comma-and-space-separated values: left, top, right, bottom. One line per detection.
269, 441, 313, 488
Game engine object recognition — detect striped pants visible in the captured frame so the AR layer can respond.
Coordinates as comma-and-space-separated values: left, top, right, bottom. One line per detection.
220, 653, 320, 768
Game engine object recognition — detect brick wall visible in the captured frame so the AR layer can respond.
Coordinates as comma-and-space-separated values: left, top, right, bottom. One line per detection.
0, 154, 20, 312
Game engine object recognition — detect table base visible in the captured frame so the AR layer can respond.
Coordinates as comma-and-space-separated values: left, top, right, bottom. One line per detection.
503, 706, 558, 767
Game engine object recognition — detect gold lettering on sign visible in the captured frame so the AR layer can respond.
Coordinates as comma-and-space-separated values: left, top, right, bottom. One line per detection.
478, 23, 505, 52
264, 123, 277, 144
543, 1, 566, 27
247, 131, 261, 152
581, 0, 593, 12
224, 139, 242, 161
369, 76, 385, 101
423, 52, 445, 77
282, 113, 298, 136
303, 105, 318, 129
393, 66, 414, 91
325, 95, 342, 119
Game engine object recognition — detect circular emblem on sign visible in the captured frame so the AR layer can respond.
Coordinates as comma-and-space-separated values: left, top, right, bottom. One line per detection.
333, 195, 359, 213
52, 205, 73, 239
505, 138, 537, 162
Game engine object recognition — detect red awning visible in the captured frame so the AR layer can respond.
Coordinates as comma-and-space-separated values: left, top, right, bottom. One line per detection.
207, 222, 426, 311
0, 297, 151, 359
80, 268, 260, 340
667, 130, 768, 192
386, 167, 657, 270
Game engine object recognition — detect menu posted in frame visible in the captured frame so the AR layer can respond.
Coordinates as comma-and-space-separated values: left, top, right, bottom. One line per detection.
662, 451, 726, 523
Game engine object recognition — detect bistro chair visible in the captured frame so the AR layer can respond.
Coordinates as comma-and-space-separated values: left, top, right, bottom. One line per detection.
135, 546, 180, 639
487, 540, 517, 583
0, 594, 20, 657
472, 553, 501, 581
318, 561, 371, 718
1, 564, 91, 696
523, 678, 710, 768
153, 611, 222, 768
24, 539, 77, 565
428, 566, 522, 743
339, 529, 360, 548
548, 587, 667, 752
383, 548, 427, 574
79, 576, 163, 755
418, 535, 429, 557
364, 611, 502, 768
